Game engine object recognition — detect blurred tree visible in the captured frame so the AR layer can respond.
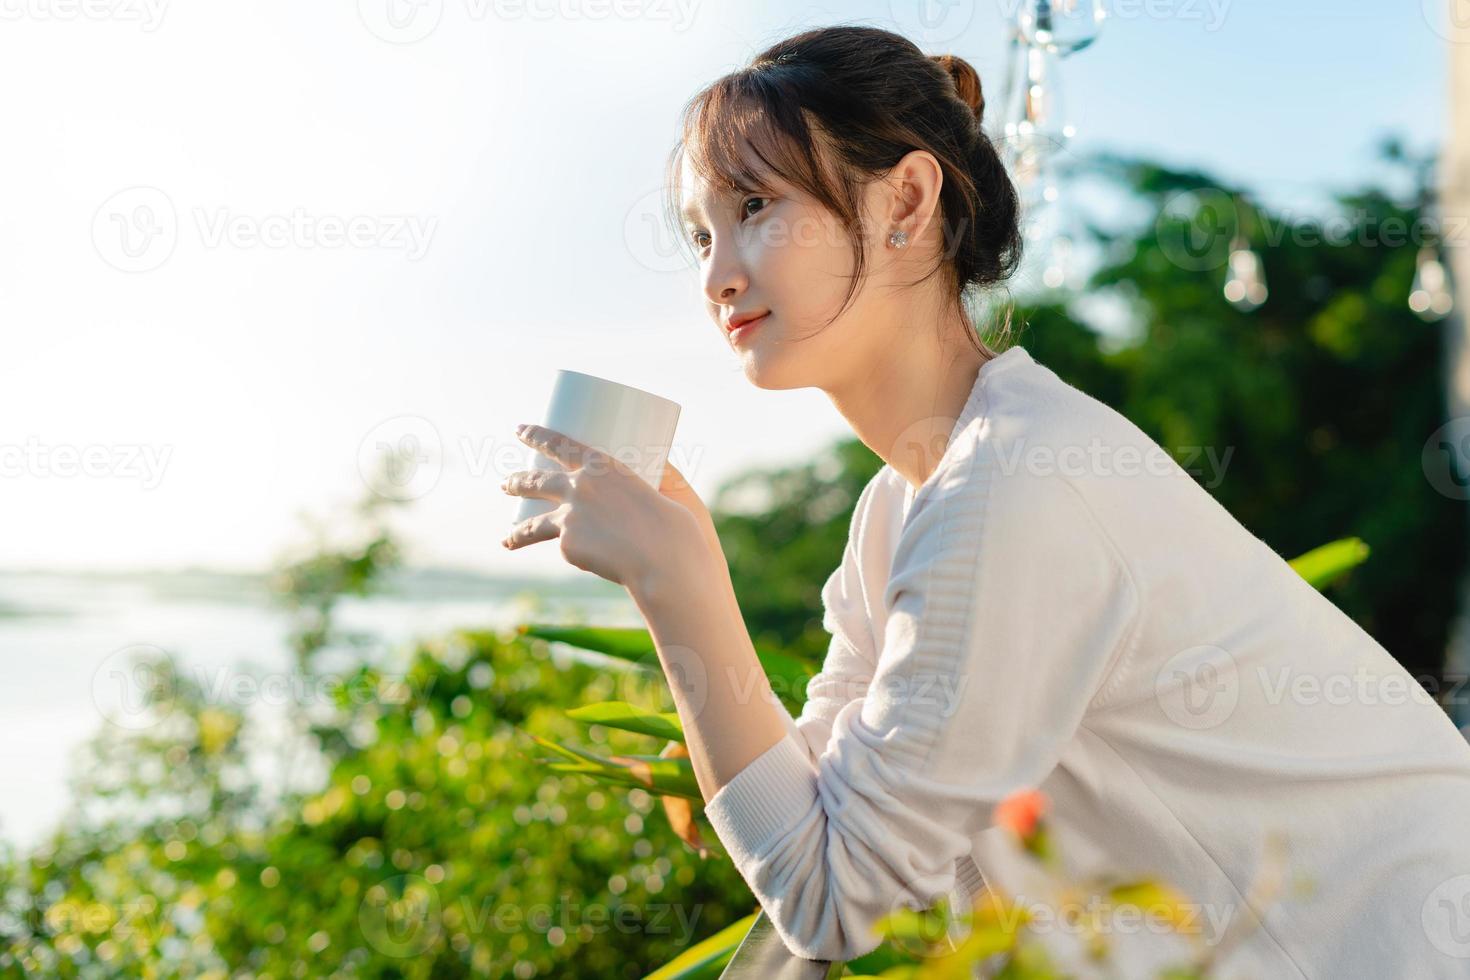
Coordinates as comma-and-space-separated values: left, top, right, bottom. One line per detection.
0, 470, 754, 978
713, 437, 885, 665
1023, 145, 1463, 686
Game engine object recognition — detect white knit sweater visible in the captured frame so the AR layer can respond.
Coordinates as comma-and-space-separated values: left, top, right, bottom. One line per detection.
703, 344, 1470, 978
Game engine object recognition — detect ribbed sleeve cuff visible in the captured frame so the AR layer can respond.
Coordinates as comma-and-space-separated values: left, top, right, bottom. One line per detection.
703, 732, 819, 867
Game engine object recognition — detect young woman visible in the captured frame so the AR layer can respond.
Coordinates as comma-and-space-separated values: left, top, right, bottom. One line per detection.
500, 24, 1470, 977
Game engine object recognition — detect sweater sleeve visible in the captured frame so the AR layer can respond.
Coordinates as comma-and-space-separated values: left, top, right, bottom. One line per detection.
703, 454, 1141, 963
781, 632, 875, 764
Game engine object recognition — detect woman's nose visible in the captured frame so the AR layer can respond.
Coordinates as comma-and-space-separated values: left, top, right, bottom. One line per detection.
701, 239, 749, 307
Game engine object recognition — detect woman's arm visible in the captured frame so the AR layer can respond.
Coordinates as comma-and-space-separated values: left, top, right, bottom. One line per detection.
628, 543, 790, 801
640, 454, 1140, 963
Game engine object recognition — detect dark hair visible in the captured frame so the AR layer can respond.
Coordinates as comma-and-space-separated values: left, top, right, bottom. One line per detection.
664, 24, 1024, 355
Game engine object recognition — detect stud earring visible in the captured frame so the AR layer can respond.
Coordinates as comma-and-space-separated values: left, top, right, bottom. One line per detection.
888, 229, 908, 249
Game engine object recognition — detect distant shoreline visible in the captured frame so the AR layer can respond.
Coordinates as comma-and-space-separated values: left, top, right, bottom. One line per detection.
0, 566, 627, 619
0, 565, 621, 593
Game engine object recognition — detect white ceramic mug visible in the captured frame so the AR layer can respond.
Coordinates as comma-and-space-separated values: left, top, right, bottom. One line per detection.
511, 370, 682, 527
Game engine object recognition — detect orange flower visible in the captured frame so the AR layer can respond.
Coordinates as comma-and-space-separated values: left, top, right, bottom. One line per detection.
993, 788, 1048, 839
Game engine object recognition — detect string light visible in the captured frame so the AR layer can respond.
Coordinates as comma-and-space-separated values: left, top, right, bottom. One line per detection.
998, 1, 1103, 298
995, 4, 1448, 322
1015, 0, 1106, 56
1409, 244, 1454, 321
1223, 234, 1268, 311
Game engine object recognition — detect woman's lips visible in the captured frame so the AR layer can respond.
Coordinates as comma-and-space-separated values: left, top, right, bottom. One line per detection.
729, 313, 768, 344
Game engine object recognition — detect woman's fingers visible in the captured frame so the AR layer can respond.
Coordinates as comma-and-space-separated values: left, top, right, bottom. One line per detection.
502, 506, 565, 551
500, 469, 570, 550
515, 423, 603, 472
502, 468, 573, 501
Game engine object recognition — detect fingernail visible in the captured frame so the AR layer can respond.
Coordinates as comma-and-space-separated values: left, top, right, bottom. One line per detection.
515, 424, 527, 436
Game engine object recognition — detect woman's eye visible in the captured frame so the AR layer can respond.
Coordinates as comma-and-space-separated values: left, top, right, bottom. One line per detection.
741, 197, 769, 220
688, 199, 767, 253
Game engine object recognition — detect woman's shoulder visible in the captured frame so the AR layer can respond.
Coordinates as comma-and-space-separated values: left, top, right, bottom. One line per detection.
858, 345, 1231, 577
943, 347, 1286, 601
902, 346, 1244, 580
971, 347, 1157, 463
937, 347, 1205, 516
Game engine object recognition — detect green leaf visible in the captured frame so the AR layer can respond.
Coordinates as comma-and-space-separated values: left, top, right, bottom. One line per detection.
540, 763, 700, 799
844, 943, 926, 974
642, 911, 758, 980
1288, 537, 1370, 590
520, 623, 817, 698
519, 624, 656, 662
567, 701, 685, 741
525, 732, 703, 799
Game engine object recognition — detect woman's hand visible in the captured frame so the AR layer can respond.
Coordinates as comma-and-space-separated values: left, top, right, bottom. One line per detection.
499, 424, 705, 594
657, 460, 725, 562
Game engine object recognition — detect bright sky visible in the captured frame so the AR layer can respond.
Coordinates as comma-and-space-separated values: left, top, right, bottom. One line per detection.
0, 0, 1449, 577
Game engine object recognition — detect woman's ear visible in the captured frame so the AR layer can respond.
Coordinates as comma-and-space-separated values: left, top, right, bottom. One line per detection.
877, 149, 945, 247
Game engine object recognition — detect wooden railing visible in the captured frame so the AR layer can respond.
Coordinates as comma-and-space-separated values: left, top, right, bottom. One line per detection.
717, 909, 847, 979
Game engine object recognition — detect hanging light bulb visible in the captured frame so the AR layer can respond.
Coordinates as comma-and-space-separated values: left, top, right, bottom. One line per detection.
1014, 0, 1106, 56
1000, 43, 1074, 167
993, 0, 1102, 301
1409, 244, 1454, 321
1223, 233, 1267, 311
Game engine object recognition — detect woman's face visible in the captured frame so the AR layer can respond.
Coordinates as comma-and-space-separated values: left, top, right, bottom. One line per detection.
678, 149, 893, 391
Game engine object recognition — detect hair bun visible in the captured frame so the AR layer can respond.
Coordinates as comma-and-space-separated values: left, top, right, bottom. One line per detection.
931, 53, 985, 122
